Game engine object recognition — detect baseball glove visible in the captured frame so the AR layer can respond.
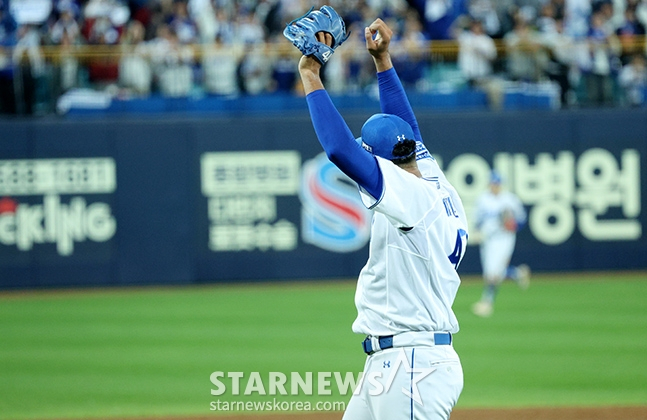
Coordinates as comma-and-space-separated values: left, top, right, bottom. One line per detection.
502, 210, 518, 232
283, 5, 350, 64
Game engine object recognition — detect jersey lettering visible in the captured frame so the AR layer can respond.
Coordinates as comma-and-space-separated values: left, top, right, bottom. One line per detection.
443, 196, 458, 218
448, 228, 468, 269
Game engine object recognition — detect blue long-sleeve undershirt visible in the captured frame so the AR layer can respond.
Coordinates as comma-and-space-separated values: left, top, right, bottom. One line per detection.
306, 89, 383, 199
305, 68, 423, 200
377, 68, 423, 143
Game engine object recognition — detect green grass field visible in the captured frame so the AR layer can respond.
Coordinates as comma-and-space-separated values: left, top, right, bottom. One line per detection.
1, 272, 646, 419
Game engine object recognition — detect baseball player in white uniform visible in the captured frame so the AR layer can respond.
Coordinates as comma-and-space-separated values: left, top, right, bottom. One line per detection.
472, 171, 530, 317
290, 12, 467, 420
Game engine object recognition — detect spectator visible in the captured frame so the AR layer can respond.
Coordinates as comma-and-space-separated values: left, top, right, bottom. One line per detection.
615, 6, 645, 63
119, 20, 152, 95
202, 33, 243, 96
279, 0, 310, 24
49, 3, 82, 94
564, 0, 592, 39
143, 0, 171, 41
237, 42, 271, 95
618, 53, 647, 106
48, 3, 80, 45
0, 5, 17, 113
337, 20, 375, 93
0, 0, 643, 113
83, 0, 130, 40
270, 51, 296, 93
407, 0, 469, 40
391, 12, 430, 89
87, 16, 120, 45
85, 16, 121, 85
607, 0, 630, 29
457, 17, 503, 108
168, 0, 198, 44
255, 0, 282, 37
12, 24, 45, 114
148, 23, 194, 97
597, 0, 618, 33
269, 36, 297, 93
458, 17, 496, 83
514, 0, 544, 24
583, 10, 621, 106
504, 13, 546, 82
213, 6, 236, 44
467, 0, 500, 37
236, 10, 266, 45
541, 17, 576, 107
492, 0, 517, 38
82, 0, 129, 87
9, 0, 53, 26
536, 2, 558, 34
188, 0, 217, 43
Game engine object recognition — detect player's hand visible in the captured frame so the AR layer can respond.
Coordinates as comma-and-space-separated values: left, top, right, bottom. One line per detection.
365, 19, 393, 72
317, 31, 334, 48
298, 31, 331, 94
365, 19, 392, 59
298, 31, 333, 73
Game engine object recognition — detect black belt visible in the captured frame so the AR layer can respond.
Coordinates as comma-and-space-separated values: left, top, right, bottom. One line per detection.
362, 332, 452, 355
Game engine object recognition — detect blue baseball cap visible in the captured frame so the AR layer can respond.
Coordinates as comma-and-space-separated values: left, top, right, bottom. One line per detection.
358, 114, 415, 160
490, 170, 502, 184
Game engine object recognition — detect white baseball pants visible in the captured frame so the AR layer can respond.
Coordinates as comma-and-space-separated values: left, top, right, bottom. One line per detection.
342, 345, 463, 420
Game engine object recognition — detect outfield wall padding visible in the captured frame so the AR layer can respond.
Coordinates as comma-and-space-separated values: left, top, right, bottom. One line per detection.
0, 108, 645, 288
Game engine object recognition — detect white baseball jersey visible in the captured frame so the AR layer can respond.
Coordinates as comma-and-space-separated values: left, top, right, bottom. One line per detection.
352, 148, 468, 336
474, 189, 526, 280
474, 190, 526, 239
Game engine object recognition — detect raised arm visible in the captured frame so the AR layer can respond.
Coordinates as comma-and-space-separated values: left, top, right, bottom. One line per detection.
298, 34, 383, 200
365, 19, 423, 143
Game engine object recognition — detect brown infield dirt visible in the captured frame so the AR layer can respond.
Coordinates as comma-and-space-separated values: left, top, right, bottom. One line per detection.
104, 406, 647, 420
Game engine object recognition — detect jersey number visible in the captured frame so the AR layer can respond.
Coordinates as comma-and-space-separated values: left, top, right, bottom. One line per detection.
448, 229, 468, 270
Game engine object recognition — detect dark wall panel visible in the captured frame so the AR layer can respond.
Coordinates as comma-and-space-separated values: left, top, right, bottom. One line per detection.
0, 108, 645, 288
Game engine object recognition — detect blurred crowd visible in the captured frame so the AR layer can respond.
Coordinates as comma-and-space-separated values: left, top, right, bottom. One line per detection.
455, 0, 647, 109
0, 0, 646, 114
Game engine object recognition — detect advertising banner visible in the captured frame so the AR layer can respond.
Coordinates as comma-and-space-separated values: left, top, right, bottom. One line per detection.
0, 109, 644, 288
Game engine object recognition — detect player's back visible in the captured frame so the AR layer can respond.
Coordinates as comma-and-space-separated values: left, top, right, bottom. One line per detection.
352, 155, 468, 337
416, 149, 467, 224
